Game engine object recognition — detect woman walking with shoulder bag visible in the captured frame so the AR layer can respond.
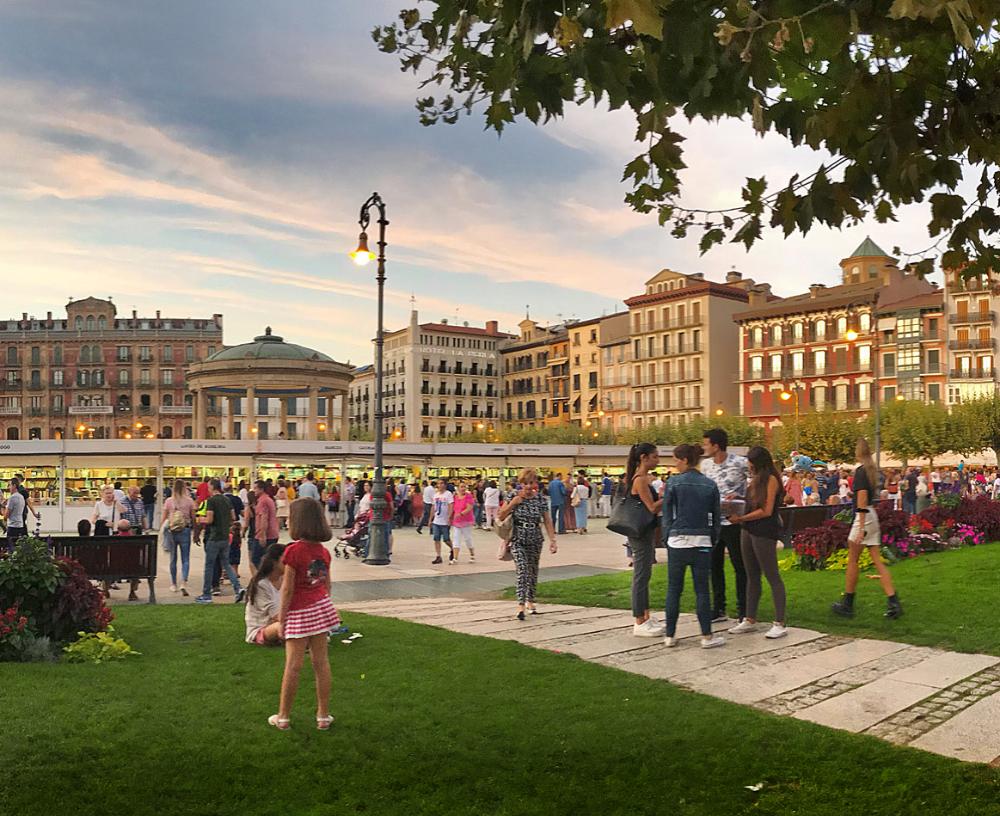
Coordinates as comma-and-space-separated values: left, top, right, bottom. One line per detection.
497, 468, 557, 620
727, 447, 787, 639
622, 443, 664, 637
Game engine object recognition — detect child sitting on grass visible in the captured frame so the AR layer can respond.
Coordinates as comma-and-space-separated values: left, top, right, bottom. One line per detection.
268, 498, 339, 732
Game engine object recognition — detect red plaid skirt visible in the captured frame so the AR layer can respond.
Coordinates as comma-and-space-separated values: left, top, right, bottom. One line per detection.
284, 596, 340, 639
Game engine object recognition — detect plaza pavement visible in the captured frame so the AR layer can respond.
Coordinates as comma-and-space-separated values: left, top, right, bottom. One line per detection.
111, 517, 630, 605
341, 597, 1000, 766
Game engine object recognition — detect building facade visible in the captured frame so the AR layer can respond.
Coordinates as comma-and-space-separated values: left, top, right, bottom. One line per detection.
877, 290, 946, 405
348, 365, 374, 438
597, 312, 631, 434
734, 239, 937, 428
0, 298, 222, 440
351, 311, 509, 441
943, 268, 1000, 404
624, 268, 753, 428
500, 318, 567, 429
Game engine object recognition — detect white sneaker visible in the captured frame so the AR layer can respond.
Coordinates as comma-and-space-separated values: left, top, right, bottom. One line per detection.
469, 554, 476, 563
169, 584, 177, 593
633, 619, 666, 638
700, 635, 726, 649
711, 613, 728, 623
765, 624, 788, 639
728, 619, 758, 634
664, 636, 678, 648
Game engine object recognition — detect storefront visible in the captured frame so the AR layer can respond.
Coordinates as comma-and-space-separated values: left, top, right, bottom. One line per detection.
0, 440, 715, 532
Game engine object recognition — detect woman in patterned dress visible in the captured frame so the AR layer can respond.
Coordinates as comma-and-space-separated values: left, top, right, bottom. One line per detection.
498, 467, 558, 621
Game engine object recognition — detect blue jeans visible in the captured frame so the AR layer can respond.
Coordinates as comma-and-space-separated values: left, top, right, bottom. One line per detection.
473, 503, 483, 527
574, 500, 588, 529
167, 527, 192, 585
431, 523, 451, 543
416, 505, 431, 532
202, 536, 241, 598
665, 545, 713, 637
143, 504, 156, 530
550, 503, 565, 534
346, 500, 356, 527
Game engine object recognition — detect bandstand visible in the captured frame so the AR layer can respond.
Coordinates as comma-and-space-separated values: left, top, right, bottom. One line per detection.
185, 328, 353, 441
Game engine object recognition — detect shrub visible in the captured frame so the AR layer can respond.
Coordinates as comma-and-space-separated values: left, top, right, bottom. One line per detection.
908, 532, 950, 553
917, 504, 957, 536
876, 505, 910, 552
954, 496, 1000, 542
792, 520, 850, 570
0, 538, 112, 651
824, 547, 873, 572
933, 492, 962, 511
953, 523, 985, 547
63, 626, 140, 664
0, 604, 31, 661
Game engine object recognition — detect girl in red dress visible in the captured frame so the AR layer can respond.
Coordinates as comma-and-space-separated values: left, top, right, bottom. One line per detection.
269, 498, 340, 731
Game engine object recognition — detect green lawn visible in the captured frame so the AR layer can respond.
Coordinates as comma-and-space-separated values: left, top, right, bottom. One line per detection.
510, 545, 1000, 656
5, 606, 1000, 815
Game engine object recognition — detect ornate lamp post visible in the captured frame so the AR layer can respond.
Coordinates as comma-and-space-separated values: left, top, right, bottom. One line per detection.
350, 192, 391, 565
779, 385, 802, 450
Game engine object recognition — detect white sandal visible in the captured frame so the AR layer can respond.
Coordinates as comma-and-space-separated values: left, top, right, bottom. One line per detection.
267, 714, 291, 730
316, 714, 335, 730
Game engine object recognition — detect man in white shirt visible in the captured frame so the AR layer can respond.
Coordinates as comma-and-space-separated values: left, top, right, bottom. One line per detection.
416, 480, 436, 534
429, 480, 454, 565
930, 469, 941, 495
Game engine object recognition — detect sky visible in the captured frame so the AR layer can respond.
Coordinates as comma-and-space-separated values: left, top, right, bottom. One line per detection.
0, 0, 944, 364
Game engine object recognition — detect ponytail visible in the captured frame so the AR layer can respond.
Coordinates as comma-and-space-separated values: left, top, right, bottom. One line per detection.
626, 442, 657, 488
247, 542, 286, 606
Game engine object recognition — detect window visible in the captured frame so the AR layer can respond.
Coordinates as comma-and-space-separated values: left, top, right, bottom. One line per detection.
752, 327, 763, 346
769, 354, 782, 377
928, 383, 941, 403
30, 347, 40, 365
6, 347, 16, 366
896, 316, 920, 339
927, 349, 940, 373
52, 370, 63, 386
118, 369, 129, 385
791, 352, 803, 374
77, 370, 89, 387
770, 325, 782, 345
814, 319, 826, 340
162, 369, 174, 385
140, 346, 152, 362
813, 349, 826, 373
882, 353, 896, 377
813, 385, 826, 409
884, 386, 897, 401
750, 392, 762, 415
928, 318, 939, 338
859, 312, 872, 332
835, 316, 847, 336
792, 322, 803, 340
86, 316, 95, 331
572, 374, 580, 391
53, 346, 62, 365
140, 369, 151, 385
898, 346, 920, 371
163, 346, 173, 362
97, 316, 107, 331
116, 345, 129, 362
857, 382, 871, 407
186, 345, 194, 362
858, 345, 871, 368
74, 316, 83, 331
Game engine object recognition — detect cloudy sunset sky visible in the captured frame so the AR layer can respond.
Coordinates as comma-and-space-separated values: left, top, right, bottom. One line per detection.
0, 0, 942, 363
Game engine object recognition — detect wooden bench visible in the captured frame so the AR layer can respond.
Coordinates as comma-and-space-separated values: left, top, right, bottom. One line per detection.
48, 535, 158, 604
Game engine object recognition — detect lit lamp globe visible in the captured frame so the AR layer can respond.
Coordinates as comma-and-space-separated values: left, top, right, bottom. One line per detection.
350, 232, 375, 266
779, 390, 792, 401
844, 329, 859, 342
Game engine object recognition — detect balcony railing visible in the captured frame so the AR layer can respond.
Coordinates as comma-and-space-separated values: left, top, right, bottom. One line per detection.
68, 405, 113, 415
948, 339, 996, 351
950, 368, 996, 380
159, 405, 193, 415
949, 311, 996, 325
635, 315, 705, 333
0, 406, 21, 415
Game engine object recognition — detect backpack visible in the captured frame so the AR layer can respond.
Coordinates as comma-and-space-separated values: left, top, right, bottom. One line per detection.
168, 508, 187, 532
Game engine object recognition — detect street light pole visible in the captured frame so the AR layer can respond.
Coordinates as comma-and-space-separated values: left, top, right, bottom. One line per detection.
351, 192, 390, 566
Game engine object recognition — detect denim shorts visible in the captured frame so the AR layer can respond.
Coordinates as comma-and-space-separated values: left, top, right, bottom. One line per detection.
431, 523, 451, 543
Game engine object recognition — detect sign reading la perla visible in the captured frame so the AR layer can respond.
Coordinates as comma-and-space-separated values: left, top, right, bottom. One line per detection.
416, 346, 494, 360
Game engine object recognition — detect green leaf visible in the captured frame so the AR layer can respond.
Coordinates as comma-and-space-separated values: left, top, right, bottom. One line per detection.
605, 0, 664, 40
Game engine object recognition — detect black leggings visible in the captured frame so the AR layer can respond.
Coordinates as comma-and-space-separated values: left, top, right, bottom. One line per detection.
740, 530, 786, 622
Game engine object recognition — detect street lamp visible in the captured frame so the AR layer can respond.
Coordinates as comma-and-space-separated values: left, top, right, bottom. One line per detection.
350, 192, 390, 565
714, 404, 724, 417
779, 386, 801, 450
843, 304, 880, 466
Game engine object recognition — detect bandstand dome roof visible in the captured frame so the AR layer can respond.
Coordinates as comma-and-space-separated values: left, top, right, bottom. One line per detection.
206, 327, 334, 364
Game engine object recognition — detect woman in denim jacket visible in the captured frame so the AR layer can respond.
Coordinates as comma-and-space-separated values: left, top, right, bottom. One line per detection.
662, 444, 725, 649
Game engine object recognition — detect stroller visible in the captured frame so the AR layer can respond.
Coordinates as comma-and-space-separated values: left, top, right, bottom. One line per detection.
335, 510, 370, 559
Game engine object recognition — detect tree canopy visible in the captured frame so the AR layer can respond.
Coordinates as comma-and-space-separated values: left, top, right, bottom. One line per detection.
376, 1, 1000, 275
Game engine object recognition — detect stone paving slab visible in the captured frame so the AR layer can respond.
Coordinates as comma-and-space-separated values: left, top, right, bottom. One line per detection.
676, 638, 908, 705
350, 598, 1000, 764
881, 652, 1000, 690
794, 677, 937, 733
911, 690, 1000, 762
600, 627, 825, 679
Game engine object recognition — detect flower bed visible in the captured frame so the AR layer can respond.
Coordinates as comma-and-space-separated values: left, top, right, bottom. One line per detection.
0, 537, 130, 662
788, 494, 997, 571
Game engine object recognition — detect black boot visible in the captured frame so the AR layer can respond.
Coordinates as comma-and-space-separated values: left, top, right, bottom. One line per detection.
885, 595, 903, 619
831, 593, 855, 618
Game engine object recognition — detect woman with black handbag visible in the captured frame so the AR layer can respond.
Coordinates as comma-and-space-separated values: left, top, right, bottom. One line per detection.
620, 443, 664, 637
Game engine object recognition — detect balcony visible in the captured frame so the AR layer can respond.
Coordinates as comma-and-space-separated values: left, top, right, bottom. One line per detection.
159, 405, 193, 415
50, 407, 67, 415
0, 381, 21, 391
0, 406, 21, 416
950, 311, 996, 325
636, 315, 705, 333
950, 368, 996, 380
948, 339, 996, 351
68, 405, 113, 415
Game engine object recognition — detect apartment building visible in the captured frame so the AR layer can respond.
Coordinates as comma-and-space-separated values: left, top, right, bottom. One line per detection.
0, 297, 222, 440
734, 238, 936, 428
624, 268, 753, 428
877, 290, 946, 404
351, 310, 510, 441
597, 312, 631, 433
347, 364, 374, 437
943, 268, 1000, 403
566, 315, 610, 427
500, 317, 566, 428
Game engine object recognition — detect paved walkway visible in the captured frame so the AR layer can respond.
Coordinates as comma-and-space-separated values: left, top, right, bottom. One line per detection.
342, 598, 1000, 765
112, 519, 629, 604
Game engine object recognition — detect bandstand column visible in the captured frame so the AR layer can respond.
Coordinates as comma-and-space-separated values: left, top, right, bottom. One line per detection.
225, 396, 235, 439
326, 392, 335, 441
339, 392, 350, 441
246, 386, 256, 440
194, 389, 207, 439
279, 396, 288, 439
306, 386, 319, 440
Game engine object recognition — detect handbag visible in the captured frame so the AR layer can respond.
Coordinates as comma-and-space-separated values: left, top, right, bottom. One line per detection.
495, 514, 513, 541
607, 495, 655, 539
